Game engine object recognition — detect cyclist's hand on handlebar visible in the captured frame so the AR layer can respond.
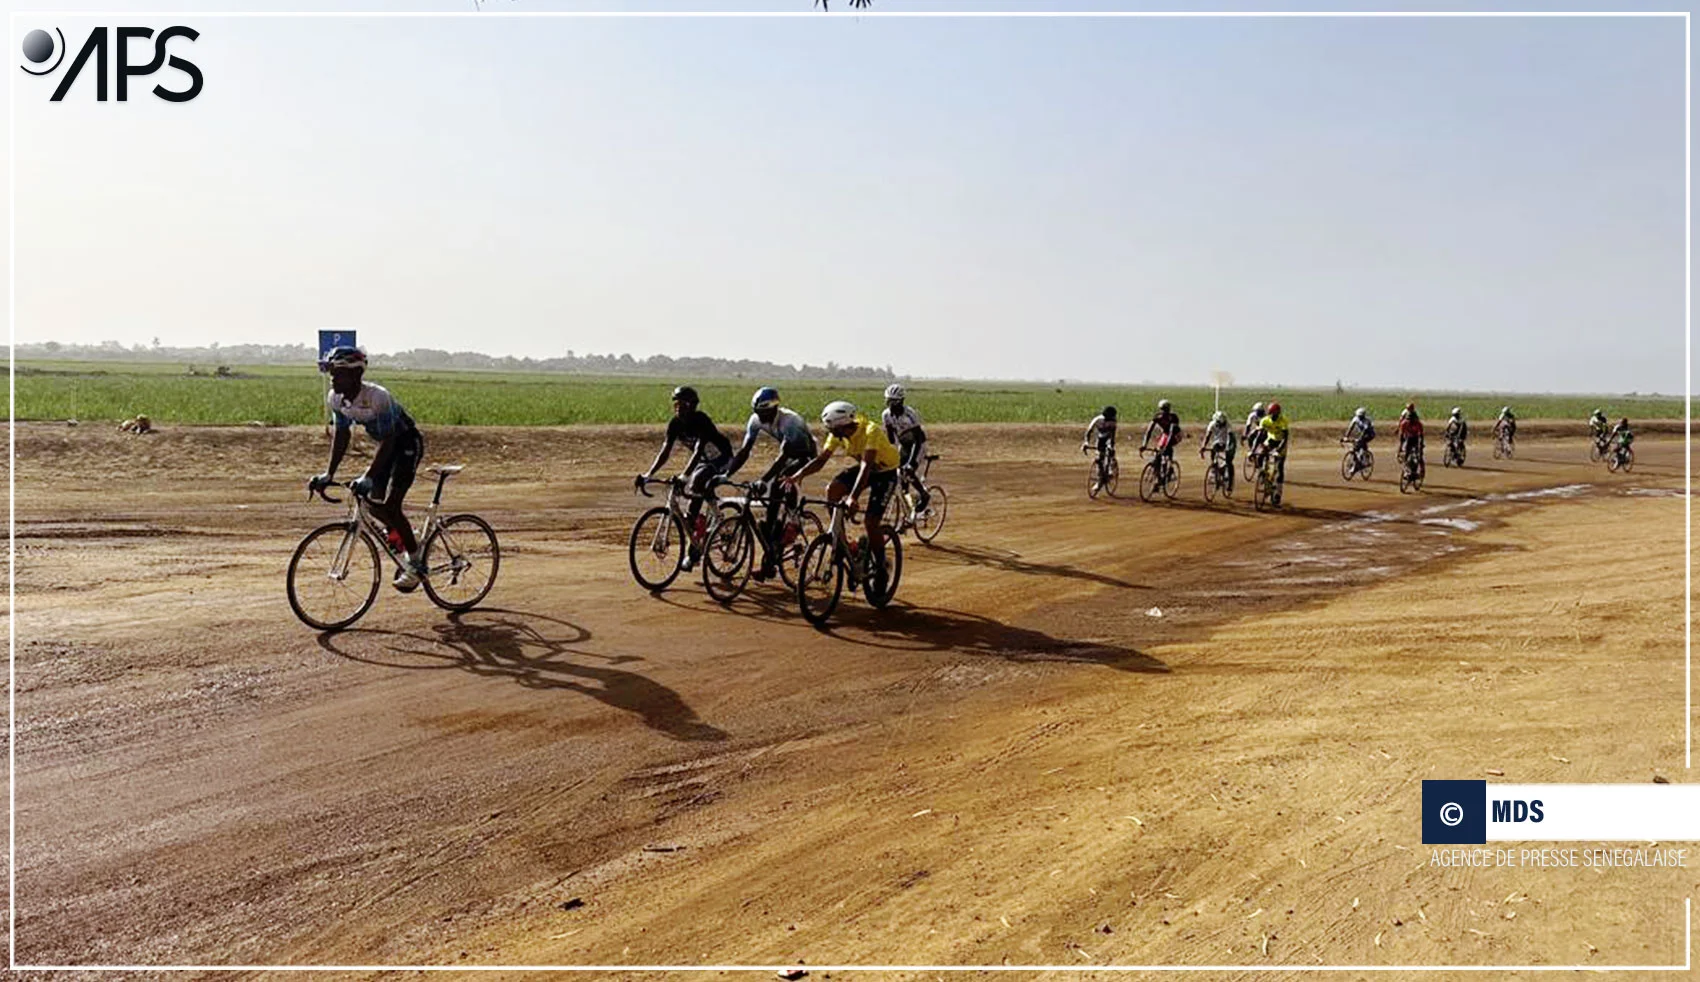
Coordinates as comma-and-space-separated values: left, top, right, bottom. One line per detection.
308, 473, 332, 493
349, 475, 374, 499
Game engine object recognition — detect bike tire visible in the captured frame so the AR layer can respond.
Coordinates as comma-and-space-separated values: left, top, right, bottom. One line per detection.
914, 485, 947, 544
866, 527, 904, 609
703, 508, 755, 604
1162, 459, 1179, 500
629, 506, 685, 592
420, 513, 501, 612
1590, 440, 1604, 463
287, 522, 381, 632
1360, 449, 1374, 481
1203, 464, 1220, 503
1088, 459, 1104, 499
797, 536, 843, 627
1139, 460, 1162, 502
1341, 451, 1355, 482
1253, 471, 1270, 512
1622, 447, 1634, 472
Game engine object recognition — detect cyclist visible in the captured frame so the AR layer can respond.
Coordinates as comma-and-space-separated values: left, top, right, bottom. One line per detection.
1257, 401, 1291, 501
1608, 417, 1635, 463
1397, 404, 1425, 472
1495, 406, 1517, 447
881, 383, 932, 514
1244, 401, 1268, 466
1083, 406, 1119, 490
726, 386, 819, 581
309, 346, 428, 591
636, 385, 734, 571
1144, 399, 1183, 464
1445, 407, 1467, 457
1343, 407, 1375, 457
1199, 409, 1237, 492
1589, 408, 1609, 449
782, 400, 902, 581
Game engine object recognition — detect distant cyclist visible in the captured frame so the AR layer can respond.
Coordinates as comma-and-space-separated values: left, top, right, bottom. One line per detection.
1589, 408, 1609, 448
881, 383, 932, 514
1343, 407, 1375, 456
1200, 410, 1237, 491
726, 386, 819, 581
1609, 417, 1635, 460
1258, 401, 1291, 497
1144, 399, 1183, 462
636, 385, 733, 571
1495, 406, 1517, 445
310, 346, 428, 591
1397, 404, 1425, 465
1445, 407, 1467, 450
1083, 405, 1118, 459
783, 400, 902, 573
1244, 401, 1268, 463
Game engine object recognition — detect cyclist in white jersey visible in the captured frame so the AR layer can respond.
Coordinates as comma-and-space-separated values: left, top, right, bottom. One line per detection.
881, 383, 932, 512
727, 386, 820, 580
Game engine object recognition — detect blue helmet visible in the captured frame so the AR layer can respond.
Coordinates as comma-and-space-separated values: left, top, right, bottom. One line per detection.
752, 386, 780, 410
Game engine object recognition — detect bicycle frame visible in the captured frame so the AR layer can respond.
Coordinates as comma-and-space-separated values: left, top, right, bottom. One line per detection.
317, 475, 454, 576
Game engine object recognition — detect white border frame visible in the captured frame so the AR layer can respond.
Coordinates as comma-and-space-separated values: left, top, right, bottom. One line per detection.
6, 9, 1693, 971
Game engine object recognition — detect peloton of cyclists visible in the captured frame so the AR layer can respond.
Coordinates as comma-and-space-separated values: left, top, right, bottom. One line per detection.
636, 385, 734, 572
725, 386, 819, 581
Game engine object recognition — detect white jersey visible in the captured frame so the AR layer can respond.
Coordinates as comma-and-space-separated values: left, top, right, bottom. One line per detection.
327, 382, 414, 440
882, 405, 925, 445
1204, 417, 1234, 449
1085, 415, 1117, 444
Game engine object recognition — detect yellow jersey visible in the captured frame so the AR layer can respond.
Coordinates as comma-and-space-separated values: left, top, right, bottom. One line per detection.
823, 414, 901, 472
1260, 413, 1291, 447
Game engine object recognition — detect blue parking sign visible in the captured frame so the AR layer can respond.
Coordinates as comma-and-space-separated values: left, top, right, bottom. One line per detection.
317, 330, 357, 371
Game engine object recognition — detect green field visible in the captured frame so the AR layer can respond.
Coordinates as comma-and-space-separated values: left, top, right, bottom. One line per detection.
12, 360, 1684, 428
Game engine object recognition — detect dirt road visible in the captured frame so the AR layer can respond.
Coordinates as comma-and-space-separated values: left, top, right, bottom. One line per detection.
9, 422, 1692, 977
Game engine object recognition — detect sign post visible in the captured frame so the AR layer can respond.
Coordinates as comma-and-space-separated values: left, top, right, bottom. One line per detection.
1210, 370, 1234, 415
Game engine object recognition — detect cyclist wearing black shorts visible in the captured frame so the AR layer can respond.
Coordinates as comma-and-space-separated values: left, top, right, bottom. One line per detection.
637, 385, 734, 570
310, 346, 427, 591
727, 386, 819, 580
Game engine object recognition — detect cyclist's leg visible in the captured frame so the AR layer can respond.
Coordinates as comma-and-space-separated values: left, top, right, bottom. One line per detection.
370, 429, 423, 556
865, 469, 897, 562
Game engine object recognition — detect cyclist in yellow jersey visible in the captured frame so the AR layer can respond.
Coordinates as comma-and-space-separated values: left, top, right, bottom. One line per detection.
1258, 401, 1291, 495
783, 400, 902, 562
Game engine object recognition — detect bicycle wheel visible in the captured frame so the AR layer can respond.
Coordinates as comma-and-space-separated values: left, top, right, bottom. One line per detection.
1088, 458, 1105, 499
866, 528, 904, 609
777, 509, 825, 592
1162, 459, 1180, 500
421, 513, 501, 611
287, 523, 381, 631
1243, 452, 1258, 485
914, 485, 947, 544
1359, 449, 1374, 480
1203, 464, 1220, 503
1341, 451, 1356, 481
797, 537, 843, 626
1589, 440, 1604, 463
702, 507, 755, 604
628, 506, 685, 592
884, 483, 911, 530
1253, 470, 1271, 511
1621, 447, 1634, 472
1139, 460, 1162, 502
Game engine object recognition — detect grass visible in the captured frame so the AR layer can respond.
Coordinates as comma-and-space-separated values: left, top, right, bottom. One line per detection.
13, 360, 1684, 428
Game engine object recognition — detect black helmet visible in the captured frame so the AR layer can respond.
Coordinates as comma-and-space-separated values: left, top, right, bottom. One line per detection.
671, 385, 699, 407
1103, 406, 1118, 420
324, 346, 367, 370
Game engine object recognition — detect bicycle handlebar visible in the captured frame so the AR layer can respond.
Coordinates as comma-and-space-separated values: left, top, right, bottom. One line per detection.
309, 479, 345, 504
635, 475, 683, 499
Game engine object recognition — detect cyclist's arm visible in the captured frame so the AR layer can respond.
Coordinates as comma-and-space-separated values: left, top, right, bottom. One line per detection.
1142, 421, 1157, 447
726, 426, 760, 477
642, 434, 678, 481
845, 451, 876, 502
786, 446, 834, 484
324, 425, 351, 478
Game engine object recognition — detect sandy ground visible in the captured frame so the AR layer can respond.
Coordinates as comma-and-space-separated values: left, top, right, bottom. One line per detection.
5, 420, 1693, 980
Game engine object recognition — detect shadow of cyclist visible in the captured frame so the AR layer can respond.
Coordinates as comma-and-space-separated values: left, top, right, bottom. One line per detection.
922, 542, 1153, 592
817, 603, 1169, 674
316, 608, 727, 743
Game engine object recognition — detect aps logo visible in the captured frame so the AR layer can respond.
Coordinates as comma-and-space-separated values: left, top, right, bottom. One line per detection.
20, 26, 202, 102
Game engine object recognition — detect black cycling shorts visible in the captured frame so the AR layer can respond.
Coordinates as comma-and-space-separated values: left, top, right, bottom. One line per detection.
370, 427, 424, 506
832, 465, 898, 521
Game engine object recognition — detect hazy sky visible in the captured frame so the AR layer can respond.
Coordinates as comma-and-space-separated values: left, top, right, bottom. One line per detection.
9, 2, 1688, 392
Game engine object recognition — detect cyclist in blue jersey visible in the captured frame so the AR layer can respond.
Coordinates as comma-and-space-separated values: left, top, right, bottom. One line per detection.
309, 346, 428, 591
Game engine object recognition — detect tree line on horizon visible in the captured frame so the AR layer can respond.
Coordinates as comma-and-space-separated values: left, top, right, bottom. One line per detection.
16, 340, 899, 382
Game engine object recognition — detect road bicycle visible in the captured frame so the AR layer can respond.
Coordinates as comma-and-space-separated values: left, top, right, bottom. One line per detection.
1605, 441, 1636, 474
884, 453, 948, 544
1201, 443, 1234, 503
1242, 432, 1265, 485
1340, 439, 1374, 482
1589, 430, 1610, 463
795, 498, 902, 627
628, 475, 732, 592
1252, 446, 1284, 512
287, 465, 500, 631
1443, 434, 1466, 468
1085, 443, 1119, 499
1398, 444, 1426, 494
1138, 446, 1180, 502
699, 476, 825, 603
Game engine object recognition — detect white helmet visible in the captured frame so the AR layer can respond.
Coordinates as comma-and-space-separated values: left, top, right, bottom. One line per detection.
821, 400, 858, 429
1211, 410, 1226, 424
884, 383, 906, 401
1500, 406, 1511, 415
1451, 406, 1462, 417
1354, 407, 1367, 418
1251, 402, 1265, 414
